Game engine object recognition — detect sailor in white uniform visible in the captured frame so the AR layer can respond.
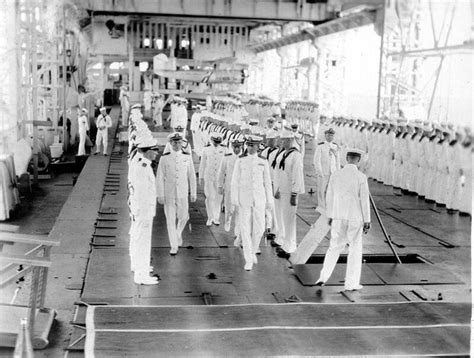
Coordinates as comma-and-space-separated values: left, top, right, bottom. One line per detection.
77, 108, 89, 156
273, 130, 305, 256
128, 136, 160, 285
94, 107, 112, 156
156, 132, 197, 255
199, 132, 226, 226
315, 148, 371, 291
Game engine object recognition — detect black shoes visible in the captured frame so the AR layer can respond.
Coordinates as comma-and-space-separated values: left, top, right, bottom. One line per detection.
277, 250, 290, 259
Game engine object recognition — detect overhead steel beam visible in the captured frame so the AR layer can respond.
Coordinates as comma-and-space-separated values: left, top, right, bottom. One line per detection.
76, 0, 330, 22
248, 10, 378, 53
388, 43, 474, 57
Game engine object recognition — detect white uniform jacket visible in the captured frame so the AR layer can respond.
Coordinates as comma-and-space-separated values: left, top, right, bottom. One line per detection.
199, 144, 227, 180
231, 153, 274, 208
78, 115, 89, 134
170, 104, 188, 129
313, 141, 340, 177
273, 148, 305, 195
217, 152, 239, 195
129, 155, 157, 217
326, 164, 370, 223
96, 114, 112, 131
156, 150, 196, 201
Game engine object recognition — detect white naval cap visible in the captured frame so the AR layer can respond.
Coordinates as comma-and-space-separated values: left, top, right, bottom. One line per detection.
136, 135, 158, 149
130, 103, 142, 110
168, 132, 184, 142
81, 108, 88, 114
266, 130, 280, 139
245, 135, 263, 144
346, 148, 364, 157
279, 129, 295, 139
99, 106, 107, 112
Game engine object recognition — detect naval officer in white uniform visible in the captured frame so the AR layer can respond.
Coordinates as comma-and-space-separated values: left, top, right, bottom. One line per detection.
199, 132, 226, 226
156, 132, 197, 255
315, 148, 371, 291
313, 127, 341, 213
231, 135, 274, 271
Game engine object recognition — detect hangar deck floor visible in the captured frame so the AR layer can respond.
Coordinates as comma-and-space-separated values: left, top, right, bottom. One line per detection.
2, 108, 470, 357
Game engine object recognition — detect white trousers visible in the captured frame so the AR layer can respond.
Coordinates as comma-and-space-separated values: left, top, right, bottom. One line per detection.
164, 197, 189, 250
318, 219, 363, 290
78, 130, 87, 156
274, 193, 297, 253
121, 103, 129, 126
95, 129, 108, 154
223, 189, 240, 236
316, 175, 330, 212
290, 213, 330, 265
204, 178, 223, 222
239, 204, 266, 265
129, 216, 154, 274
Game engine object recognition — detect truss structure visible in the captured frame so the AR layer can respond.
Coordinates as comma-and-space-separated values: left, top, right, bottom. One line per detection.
377, 0, 473, 122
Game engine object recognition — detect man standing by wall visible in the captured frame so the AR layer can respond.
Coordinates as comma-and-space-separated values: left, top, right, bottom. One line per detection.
313, 128, 340, 214
315, 148, 371, 291
94, 107, 112, 156
156, 132, 197, 255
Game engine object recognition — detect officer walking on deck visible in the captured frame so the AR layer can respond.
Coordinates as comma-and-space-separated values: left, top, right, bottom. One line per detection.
315, 148, 371, 291
94, 107, 112, 156
156, 132, 197, 255
217, 138, 244, 237
199, 132, 226, 226
231, 135, 274, 270
313, 128, 340, 213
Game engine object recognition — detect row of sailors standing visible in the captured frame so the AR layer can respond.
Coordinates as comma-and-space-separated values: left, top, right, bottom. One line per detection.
244, 98, 282, 126
127, 103, 197, 285
324, 116, 472, 215
284, 100, 320, 137
194, 112, 306, 270
127, 104, 161, 285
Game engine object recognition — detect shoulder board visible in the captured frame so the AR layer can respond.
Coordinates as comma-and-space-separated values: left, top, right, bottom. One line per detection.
182, 151, 190, 155
318, 142, 324, 145
402, 133, 409, 139
162, 152, 171, 156
239, 153, 248, 158
205, 144, 210, 147
449, 140, 457, 146
258, 155, 266, 160
142, 163, 147, 167
411, 133, 417, 140
225, 153, 232, 156
220, 144, 226, 147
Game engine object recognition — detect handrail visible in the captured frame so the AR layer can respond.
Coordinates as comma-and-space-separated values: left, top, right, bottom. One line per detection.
0, 233, 58, 247
0, 231, 54, 342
